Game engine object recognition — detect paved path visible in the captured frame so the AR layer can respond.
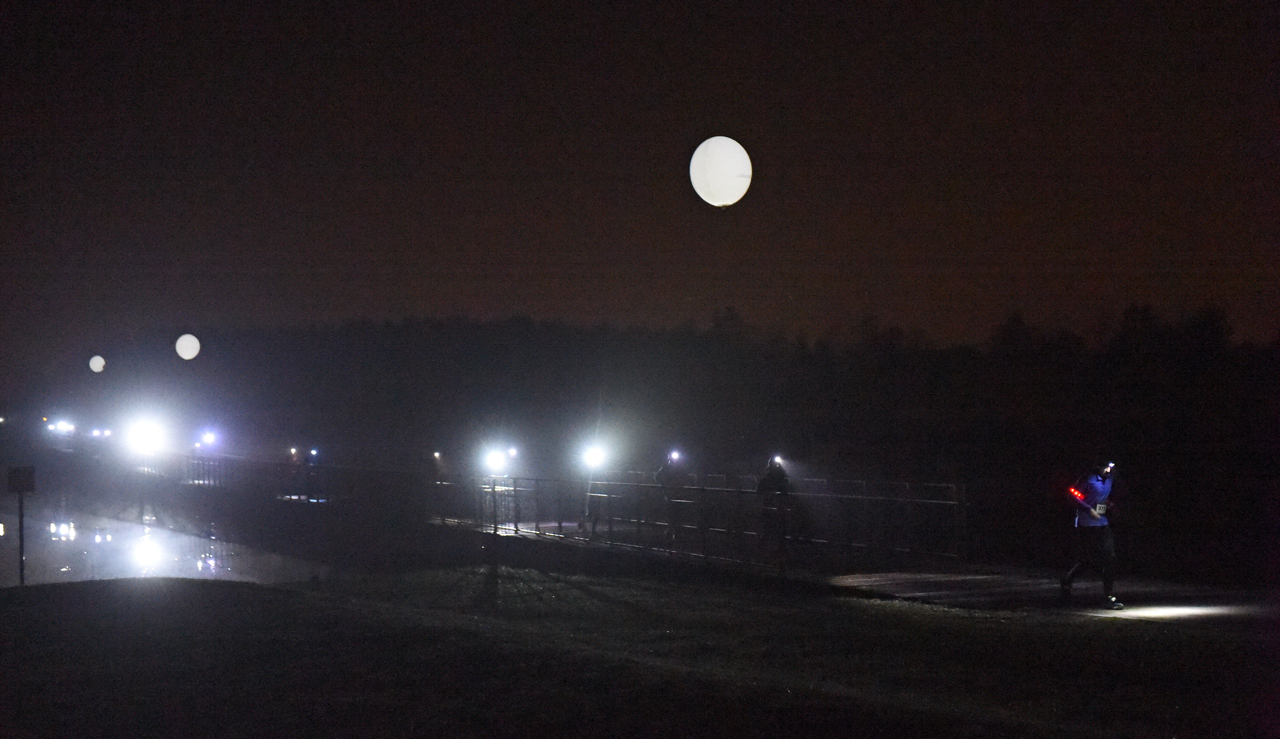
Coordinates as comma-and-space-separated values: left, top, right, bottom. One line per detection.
828, 565, 1277, 625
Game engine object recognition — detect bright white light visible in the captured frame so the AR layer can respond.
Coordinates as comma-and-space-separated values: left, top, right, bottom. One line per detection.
773, 456, 783, 464
508, 447, 518, 458
95, 533, 102, 543
485, 450, 507, 475
125, 419, 167, 456
50, 523, 57, 534
202, 432, 216, 446
89, 355, 105, 373
92, 429, 102, 437
583, 446, 606, 470
134, 536, 162, 568
690, 136, 752, 207
1095, 604, 1274, 620
310, 448, 317, 456
433, 452, 441, 459
290, 447, 297, 455
670, 450, 681, 461
51, 420, 75, 434
175, 333, 201, 360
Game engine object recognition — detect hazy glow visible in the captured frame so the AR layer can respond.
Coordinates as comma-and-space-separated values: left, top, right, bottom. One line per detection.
485, 449, 507, 474
689, 136, 752, 207
175, 333, 201, 360
1096, 604, 1273, 620
134, 536, 162, 567
89, 355, 105, 372
202, 432, 216, 445
583, 445, 606, 469
126, 419, 167, 456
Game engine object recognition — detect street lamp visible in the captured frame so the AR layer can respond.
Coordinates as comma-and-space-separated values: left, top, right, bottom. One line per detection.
583, 445, 606, 470
485, 449, 508, 475
581, 445, 608, 537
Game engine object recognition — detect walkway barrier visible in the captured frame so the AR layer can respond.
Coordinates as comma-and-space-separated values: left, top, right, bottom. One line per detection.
449, 473, 966, 572
29, 444, 965, 576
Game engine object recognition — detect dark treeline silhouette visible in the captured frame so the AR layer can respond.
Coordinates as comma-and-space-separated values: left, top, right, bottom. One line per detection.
29, 305, 1280, 586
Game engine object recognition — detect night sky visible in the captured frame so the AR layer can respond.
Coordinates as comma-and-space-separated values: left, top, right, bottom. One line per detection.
3, 1, 1276, 394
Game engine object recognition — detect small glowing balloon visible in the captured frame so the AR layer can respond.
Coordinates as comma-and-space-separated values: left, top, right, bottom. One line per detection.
175, 334, 200, 360
89, 355, 105, 373
689, 136, 752, 207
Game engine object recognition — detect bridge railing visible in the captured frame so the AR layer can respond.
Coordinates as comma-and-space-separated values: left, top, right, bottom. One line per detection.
451, 474, 967, 571
37, 445, 965, 573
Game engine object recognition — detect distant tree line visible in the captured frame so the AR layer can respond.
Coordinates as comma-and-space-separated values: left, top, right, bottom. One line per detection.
38, 305, 1280, 586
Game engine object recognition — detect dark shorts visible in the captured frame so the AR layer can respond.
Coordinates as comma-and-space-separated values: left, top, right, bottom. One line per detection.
1076, 525, 1116, 565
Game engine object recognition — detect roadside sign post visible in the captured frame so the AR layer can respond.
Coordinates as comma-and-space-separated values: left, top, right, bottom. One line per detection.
8, 466, 34, 586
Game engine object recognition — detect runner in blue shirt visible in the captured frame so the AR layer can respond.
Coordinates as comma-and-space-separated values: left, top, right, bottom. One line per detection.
1060, 459, 1124, 609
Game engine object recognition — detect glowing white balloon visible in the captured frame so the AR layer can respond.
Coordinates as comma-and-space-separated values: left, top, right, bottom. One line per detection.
689, 136, 752, 207
175, 334, 201, 360
89, 355, 105, 373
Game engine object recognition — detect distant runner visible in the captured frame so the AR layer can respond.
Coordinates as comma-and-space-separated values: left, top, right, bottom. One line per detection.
1060, 458, 1124, 610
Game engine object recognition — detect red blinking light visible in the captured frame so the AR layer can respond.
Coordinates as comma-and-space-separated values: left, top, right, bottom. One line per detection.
1069, 487, 1084, 501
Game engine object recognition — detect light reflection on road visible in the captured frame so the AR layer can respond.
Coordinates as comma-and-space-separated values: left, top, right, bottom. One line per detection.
0, 502, 330, 587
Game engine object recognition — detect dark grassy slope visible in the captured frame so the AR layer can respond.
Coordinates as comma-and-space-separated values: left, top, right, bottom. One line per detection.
1, 566, 1275, 739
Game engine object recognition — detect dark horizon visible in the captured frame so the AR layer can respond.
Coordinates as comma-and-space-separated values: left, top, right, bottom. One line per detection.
3, 1, 1277, 397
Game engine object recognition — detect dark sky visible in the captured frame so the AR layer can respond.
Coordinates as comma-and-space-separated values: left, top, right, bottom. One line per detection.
3, 1, 1276, 392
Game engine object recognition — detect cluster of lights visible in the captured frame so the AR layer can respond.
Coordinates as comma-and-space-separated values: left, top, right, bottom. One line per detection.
47, 420, 76, 434
194, 431, 218, 450
49, 522, 76, 541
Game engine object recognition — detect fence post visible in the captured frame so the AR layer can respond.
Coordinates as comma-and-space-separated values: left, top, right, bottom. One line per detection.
491, 478, 498, 534
504, 479, 514, 530
606, 489, 614, 542
699, 486, 708, 559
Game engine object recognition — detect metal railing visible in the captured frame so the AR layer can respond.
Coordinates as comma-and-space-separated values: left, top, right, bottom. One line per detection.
21, 444, 966, 577
444, 474, 966, 573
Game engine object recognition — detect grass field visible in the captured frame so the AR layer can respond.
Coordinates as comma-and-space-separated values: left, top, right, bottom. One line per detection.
0, 533, 1276, 738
